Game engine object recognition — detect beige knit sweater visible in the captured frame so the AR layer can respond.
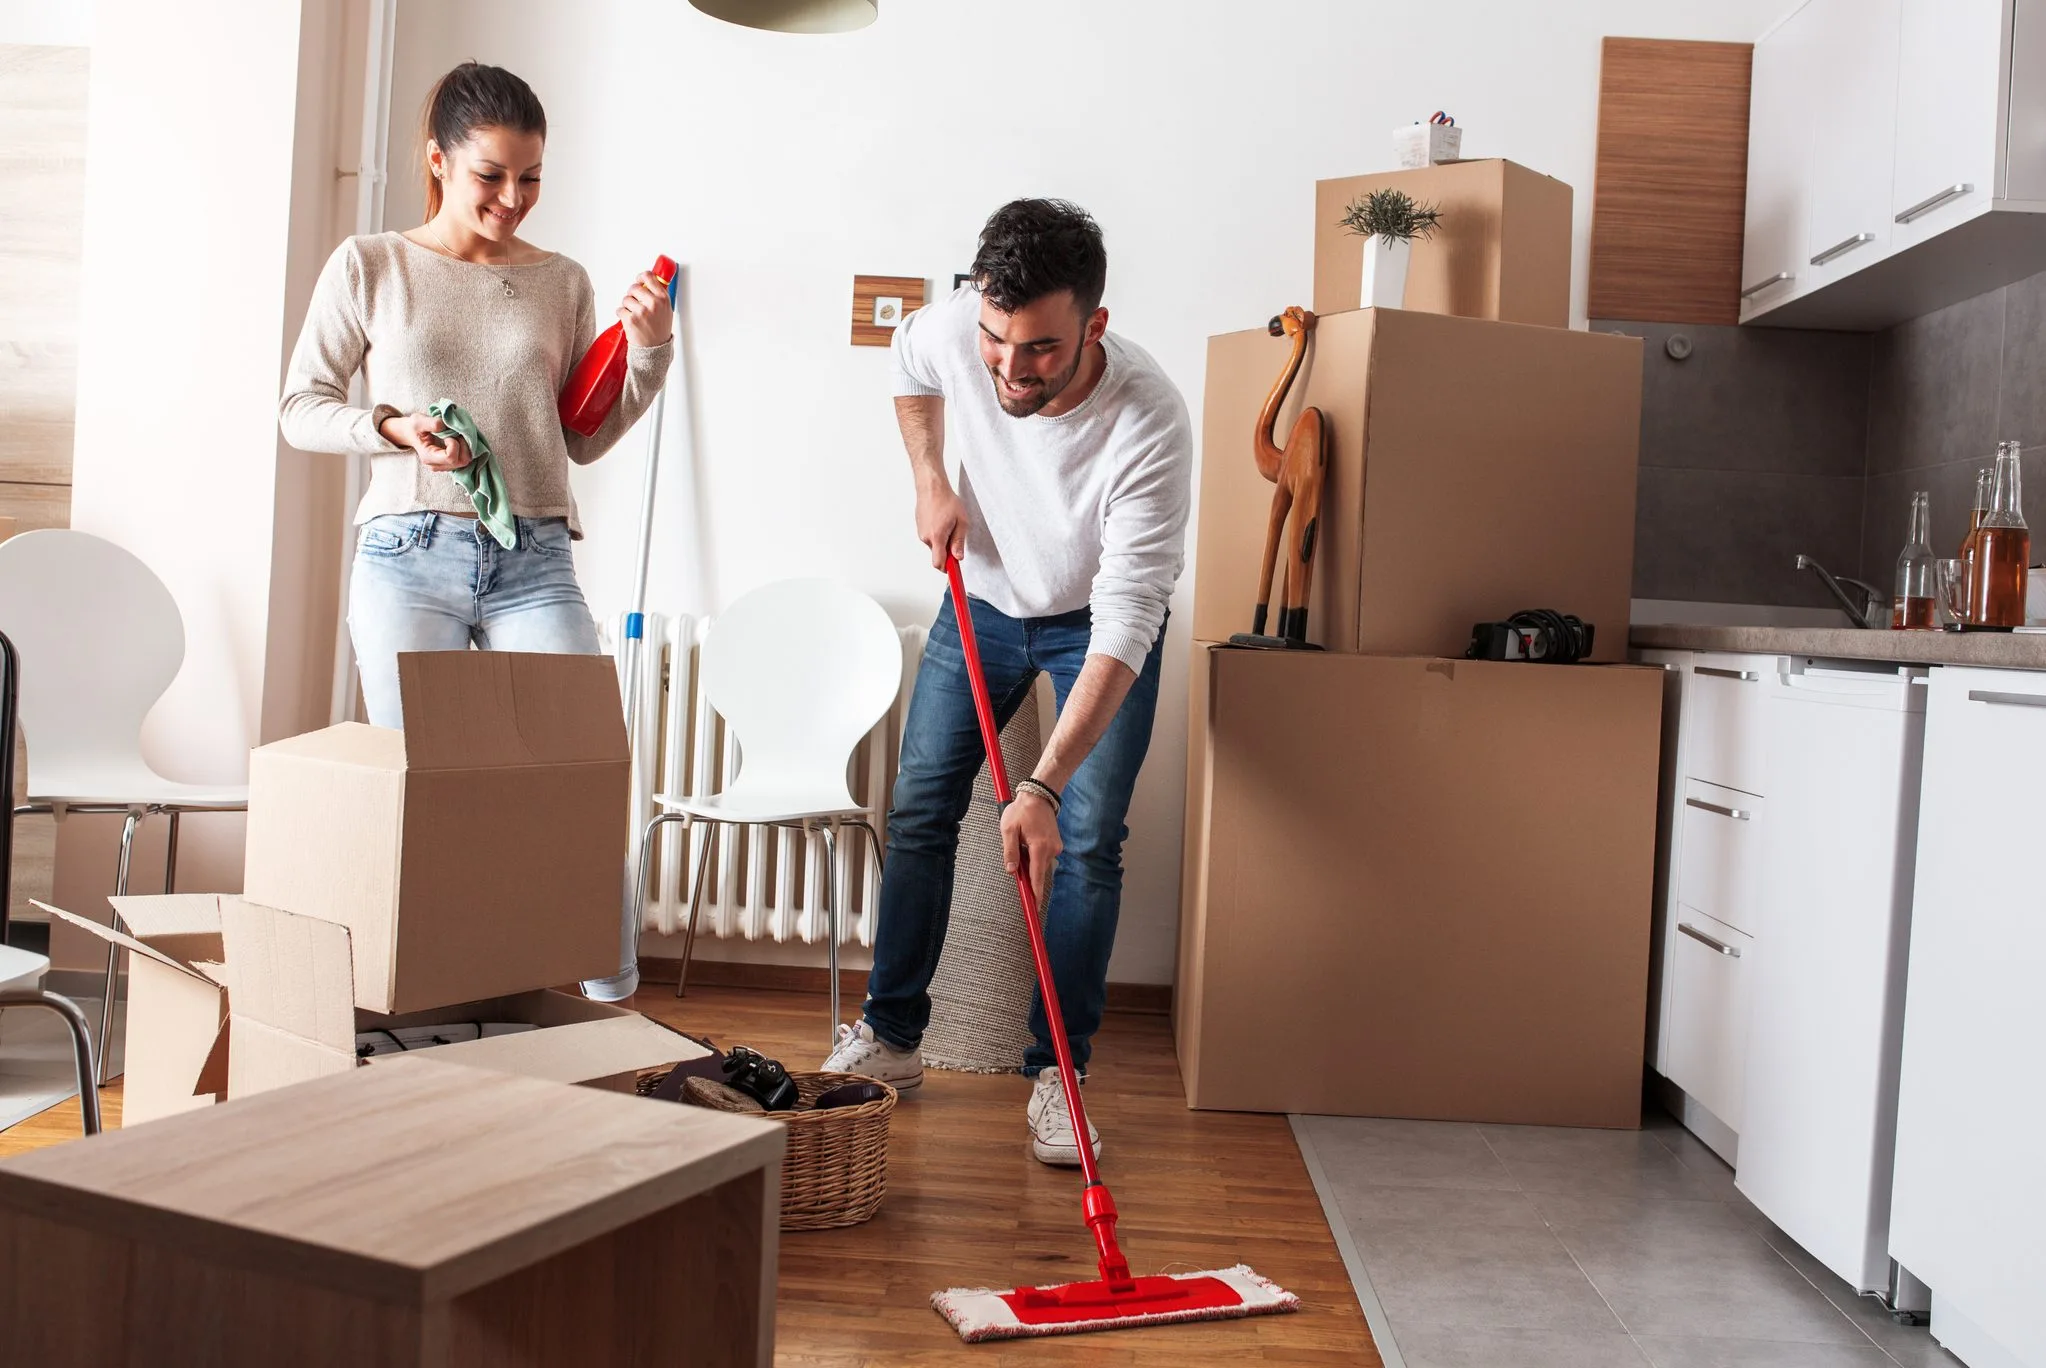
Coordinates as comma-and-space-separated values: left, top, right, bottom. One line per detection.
279, 231, 672, 536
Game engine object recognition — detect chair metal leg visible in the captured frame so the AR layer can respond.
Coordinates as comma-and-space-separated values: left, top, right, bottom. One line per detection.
820, 821, 842, 1046
674, 816, 718, 999
162, 810, 181, 894
96, 809, 143, 1087
0, 991, 100, 1136
854, 816, 885, 872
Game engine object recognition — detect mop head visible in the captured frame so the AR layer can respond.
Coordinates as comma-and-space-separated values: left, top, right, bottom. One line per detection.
931, 1264, 1299, 1342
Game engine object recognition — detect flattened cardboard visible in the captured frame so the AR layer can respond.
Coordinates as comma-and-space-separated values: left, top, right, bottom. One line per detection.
1192, 308, 1641, 659
1314, 159, 1574, 325
35, 897, 231, 1127
243, 650, 630, 1013
219, 901, 705, 1101
1173, 646, 1660, 1127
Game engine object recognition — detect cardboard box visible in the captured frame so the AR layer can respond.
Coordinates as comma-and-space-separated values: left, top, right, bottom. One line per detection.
1315, 160, 1573, 325
217, 897, 703, 1101
1193, 307, 1642, 659
38, 895, 229, 1127
1174, 645, 1662, 1127
243, 651, 629, 1013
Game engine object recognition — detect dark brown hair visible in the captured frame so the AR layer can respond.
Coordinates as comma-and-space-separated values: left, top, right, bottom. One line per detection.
419, 62, 547, 220
969, 199, 1108, 317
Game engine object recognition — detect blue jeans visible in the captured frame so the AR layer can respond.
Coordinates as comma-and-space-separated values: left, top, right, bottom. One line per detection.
347, 512, 602, 729
863, 596, 1166, 1076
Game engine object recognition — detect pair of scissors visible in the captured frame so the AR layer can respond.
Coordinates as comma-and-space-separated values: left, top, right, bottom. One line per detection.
1430, 110, 1455, 126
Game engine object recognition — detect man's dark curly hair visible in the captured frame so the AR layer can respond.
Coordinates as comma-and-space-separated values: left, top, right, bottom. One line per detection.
969, 198, 1107, 317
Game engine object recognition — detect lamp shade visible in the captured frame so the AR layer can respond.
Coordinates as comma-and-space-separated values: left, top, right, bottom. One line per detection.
689, 0, 876, 32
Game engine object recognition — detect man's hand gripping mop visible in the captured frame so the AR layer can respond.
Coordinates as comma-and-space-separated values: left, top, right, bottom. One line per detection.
930, 555, 1300, 1342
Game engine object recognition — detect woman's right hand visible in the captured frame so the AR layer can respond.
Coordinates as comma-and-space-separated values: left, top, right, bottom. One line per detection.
380, 412, 471, 471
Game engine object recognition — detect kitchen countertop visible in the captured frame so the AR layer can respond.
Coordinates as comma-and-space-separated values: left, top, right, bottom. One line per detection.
1629, 623, 2046, 670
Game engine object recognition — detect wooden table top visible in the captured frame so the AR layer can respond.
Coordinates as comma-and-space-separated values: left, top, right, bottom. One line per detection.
0, 1056, 783, 1304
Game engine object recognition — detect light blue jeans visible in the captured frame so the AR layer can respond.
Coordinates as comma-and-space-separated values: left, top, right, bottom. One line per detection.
347, 511, 601, 730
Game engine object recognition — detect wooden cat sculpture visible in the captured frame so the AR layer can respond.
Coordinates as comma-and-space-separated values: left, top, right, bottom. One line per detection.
1233, 306, 1328, 648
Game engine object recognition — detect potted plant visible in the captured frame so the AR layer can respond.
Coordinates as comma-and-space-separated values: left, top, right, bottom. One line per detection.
1339, 188, 1443, 310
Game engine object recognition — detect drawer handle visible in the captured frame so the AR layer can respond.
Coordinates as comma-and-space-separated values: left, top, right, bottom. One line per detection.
1811, 232, 1877, 266
1693, 666, 1760, 682
1740, 271, 1793, 299
1895, 183, 1973, 224
1679, 922, 1742, 958
1686, 796, 1752, 821
1967, 689, 2046, 709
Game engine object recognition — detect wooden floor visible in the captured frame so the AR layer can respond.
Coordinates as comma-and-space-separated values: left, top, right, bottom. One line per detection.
2, 985, 1380, 1366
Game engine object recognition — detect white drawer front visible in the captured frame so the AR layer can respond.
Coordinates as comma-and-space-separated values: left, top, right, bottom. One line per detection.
1667, 908, 1754, 1133
1685, 653, 1774, 796
1677, 779, 1765, 937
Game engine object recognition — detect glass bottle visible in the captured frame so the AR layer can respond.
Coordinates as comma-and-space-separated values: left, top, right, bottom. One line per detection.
1893, 491, 1936, 629
1969, 466, 1993, 539
1965, 442, 2030, 629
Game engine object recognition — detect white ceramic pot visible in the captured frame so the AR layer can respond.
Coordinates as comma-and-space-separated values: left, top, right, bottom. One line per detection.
1359, 236, 1412, 310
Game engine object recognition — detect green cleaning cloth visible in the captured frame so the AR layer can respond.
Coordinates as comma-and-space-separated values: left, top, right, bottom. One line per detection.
427, 400, 516, 550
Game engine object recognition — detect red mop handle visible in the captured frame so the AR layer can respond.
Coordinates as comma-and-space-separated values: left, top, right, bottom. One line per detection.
944, 557, 1131, 1288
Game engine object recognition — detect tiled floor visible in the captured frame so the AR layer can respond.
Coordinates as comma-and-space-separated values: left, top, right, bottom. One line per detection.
1294, 1105, 1959, 1368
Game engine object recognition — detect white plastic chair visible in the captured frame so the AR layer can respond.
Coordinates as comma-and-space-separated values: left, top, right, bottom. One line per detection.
632, 579, 903, 1042
0, 530, 248, 1084
0, 943, 100, 1135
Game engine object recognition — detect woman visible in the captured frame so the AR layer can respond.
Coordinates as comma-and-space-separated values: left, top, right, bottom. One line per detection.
279, 61, 671, 733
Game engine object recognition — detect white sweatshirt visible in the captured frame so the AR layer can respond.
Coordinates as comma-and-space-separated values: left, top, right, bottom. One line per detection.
890, 286, 1194, 674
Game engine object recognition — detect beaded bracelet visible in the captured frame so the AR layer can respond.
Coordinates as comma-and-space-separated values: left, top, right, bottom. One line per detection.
1013, 777, 1063, 812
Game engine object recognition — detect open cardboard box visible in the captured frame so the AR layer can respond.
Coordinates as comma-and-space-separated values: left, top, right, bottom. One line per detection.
39, 895, 707, 1123
39, 895, 230, 1127
242, 650, 630, 1014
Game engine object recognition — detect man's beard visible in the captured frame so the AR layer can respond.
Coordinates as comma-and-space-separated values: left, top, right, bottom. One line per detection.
987, 347, 1082, 417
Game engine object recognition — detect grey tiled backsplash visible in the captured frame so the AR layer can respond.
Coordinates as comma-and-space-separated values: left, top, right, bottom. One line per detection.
1600, 270, 2046, 607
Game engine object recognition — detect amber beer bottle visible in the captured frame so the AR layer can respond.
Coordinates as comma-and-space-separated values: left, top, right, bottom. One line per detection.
1965, 442, 2029, 629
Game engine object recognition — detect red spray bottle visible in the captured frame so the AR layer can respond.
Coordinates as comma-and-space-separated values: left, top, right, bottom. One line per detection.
559, 255, 678, 437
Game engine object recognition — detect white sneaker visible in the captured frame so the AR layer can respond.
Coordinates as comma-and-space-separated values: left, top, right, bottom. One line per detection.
821, 1020, 923, 1091
1027, 1067, 1101, 1167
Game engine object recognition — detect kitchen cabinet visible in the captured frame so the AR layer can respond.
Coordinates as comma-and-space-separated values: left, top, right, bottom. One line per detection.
1665, 908, 1753, 1133
1743, 0, 2046, 330
1737, 661, 1926, 1296
1740, 0, 1821, 311
1890, 667, 2046, 1368
1890, 0, 2006, 253
1800, 0, 1901, 292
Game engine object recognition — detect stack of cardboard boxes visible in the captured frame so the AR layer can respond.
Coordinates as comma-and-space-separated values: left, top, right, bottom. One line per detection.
1175, 160, 1665, 1129
50, 650, 705, 1127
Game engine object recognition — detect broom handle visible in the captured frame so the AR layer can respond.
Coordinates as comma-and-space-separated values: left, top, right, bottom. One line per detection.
944, 558, 1131, 1286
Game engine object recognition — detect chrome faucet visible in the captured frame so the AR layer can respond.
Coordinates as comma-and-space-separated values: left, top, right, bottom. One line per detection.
1794, 554, 1887, 629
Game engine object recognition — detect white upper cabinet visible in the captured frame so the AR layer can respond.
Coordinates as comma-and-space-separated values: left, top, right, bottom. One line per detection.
1802, 0, 1901, 289
1890, 0, 2005, 251
1743, 0, 2046, 329
1742, 2, 1820, 314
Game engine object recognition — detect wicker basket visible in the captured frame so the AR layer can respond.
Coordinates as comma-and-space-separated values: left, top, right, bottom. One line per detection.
643, 1067, 896, 1230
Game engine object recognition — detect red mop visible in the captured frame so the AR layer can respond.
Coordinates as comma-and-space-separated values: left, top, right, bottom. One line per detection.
930, 557, 1300, 1342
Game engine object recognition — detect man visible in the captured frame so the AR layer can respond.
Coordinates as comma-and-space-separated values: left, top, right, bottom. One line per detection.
822, 199, 1193, 1167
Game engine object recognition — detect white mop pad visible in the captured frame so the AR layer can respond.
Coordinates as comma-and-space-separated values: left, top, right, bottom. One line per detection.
931, 1264, 1300, 1342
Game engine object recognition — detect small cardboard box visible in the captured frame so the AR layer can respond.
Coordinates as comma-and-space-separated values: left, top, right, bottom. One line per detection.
1315, 159, 1573, 325
1193, 307, 1642, 658
37, 895, 230, 1127
243, 651, 629, 1014
218, 897, 705, 1101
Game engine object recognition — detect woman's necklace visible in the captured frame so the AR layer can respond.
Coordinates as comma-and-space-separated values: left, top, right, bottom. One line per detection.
426, 216, 516, 298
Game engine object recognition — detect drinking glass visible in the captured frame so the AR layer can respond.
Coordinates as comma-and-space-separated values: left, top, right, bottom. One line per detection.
1935, 557, 1967, 629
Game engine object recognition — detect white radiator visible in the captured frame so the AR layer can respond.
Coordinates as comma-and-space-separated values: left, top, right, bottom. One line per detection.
606, 612, 926, 946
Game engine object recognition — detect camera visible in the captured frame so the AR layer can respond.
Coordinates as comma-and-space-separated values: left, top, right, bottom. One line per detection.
720, 1045, 799, 1111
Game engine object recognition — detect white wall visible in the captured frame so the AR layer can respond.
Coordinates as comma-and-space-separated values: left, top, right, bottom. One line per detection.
0, 0, 91, 46
50, 0, 342, 967
389, 0, 1788, 985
